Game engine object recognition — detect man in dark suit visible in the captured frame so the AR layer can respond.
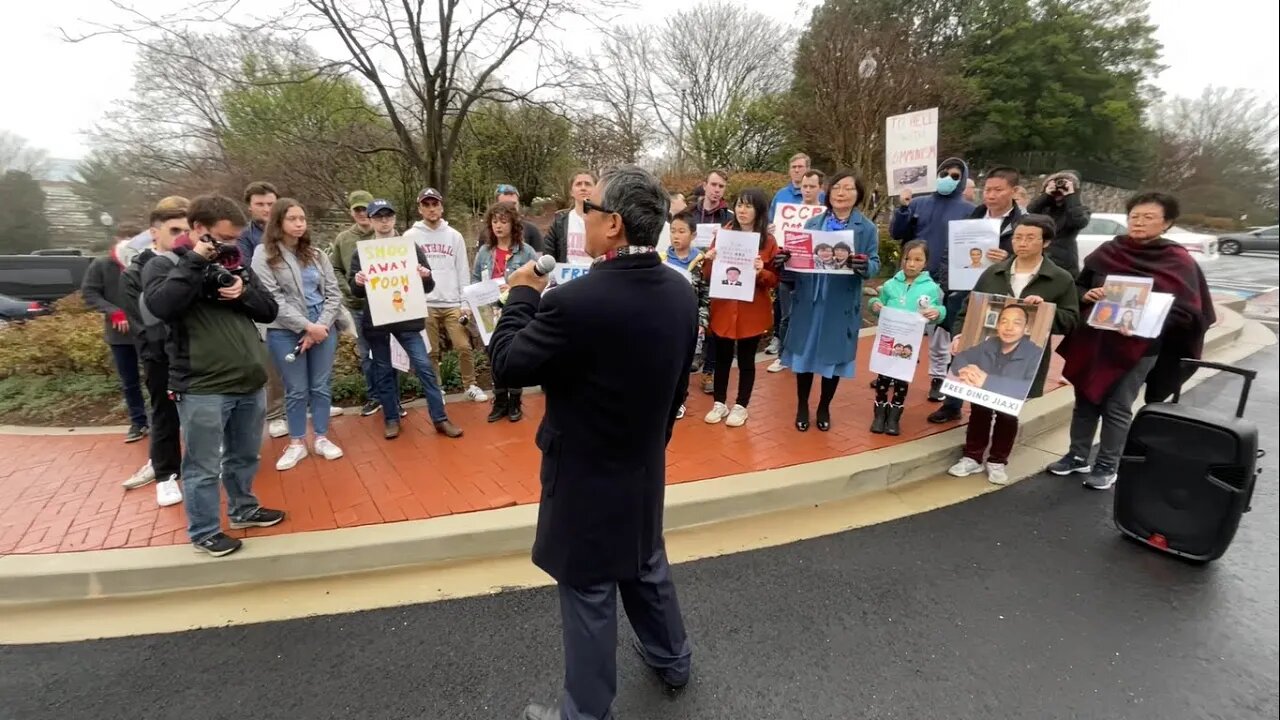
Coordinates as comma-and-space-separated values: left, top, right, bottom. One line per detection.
490, 165, 698, 720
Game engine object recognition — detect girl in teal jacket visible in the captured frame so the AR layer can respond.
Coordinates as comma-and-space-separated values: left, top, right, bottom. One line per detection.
867, 240, 945, 435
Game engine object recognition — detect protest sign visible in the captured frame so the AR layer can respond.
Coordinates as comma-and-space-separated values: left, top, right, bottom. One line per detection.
947, 219, 1001, 291
565, 211, 590, 265
550, 263, 591, 287
356, 236, 428, 325
942, 293, 1055, 416
869, 307, 927, 383
1133, 292, 1173, 338
782, 229, 859, 274
886, 108, 939, 195
390, 331, 431, 373
709, 229, 759, 301
772, 203, 826, 242
694, 223, 719, 250
462, 279, 503, 346
1088, 275, 1154, 333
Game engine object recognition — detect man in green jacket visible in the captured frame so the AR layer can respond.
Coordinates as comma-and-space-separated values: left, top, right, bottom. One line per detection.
328, 190, 380, 416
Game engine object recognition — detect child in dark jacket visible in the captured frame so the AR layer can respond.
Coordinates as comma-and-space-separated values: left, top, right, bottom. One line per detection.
866, 241, 945, 435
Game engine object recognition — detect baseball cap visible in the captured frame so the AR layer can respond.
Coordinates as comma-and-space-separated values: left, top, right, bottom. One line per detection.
347, 190, 374, 210
366, 199, 395, 217
417, 187, 443, 203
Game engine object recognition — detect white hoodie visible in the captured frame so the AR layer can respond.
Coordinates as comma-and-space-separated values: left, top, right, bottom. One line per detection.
405, 219, 469, 307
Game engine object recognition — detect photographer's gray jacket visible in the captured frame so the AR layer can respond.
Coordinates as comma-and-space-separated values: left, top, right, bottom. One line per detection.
251, 244, 343, 333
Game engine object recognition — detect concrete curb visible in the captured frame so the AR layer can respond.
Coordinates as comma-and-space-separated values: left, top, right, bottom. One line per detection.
0, 305, 1265, 604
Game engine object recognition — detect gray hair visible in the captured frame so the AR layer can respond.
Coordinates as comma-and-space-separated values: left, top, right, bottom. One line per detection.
599, 165, 669, 246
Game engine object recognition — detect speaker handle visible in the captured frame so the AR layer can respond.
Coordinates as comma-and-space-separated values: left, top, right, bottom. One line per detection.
1174, 359, 1257, 418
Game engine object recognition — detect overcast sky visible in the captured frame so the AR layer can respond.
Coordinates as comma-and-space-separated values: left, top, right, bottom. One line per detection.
4, 0, 1277, 159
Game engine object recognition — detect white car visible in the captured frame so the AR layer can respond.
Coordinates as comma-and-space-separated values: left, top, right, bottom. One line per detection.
1075, 213, 1218, 270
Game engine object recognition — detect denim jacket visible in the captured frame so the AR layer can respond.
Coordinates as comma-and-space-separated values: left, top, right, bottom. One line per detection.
471, 242, 539, 284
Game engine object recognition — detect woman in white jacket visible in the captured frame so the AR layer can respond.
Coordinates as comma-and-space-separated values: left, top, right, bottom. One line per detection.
252, 198, 346, 471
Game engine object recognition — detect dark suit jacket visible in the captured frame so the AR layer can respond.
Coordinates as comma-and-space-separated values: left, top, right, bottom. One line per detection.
489, 252, 698, 586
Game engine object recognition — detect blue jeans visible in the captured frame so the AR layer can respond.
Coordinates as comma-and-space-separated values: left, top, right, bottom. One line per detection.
369, 330, 448, 425
109, 343, 148, 428
176, 390, 265, 543
266, 309, 338, 439
349, 309, 378, 397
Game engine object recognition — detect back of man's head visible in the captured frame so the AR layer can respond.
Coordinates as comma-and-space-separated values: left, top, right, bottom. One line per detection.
599, 165, 668, 247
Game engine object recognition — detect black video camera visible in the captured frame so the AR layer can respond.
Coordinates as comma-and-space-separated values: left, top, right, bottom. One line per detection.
199, 237, 247, 298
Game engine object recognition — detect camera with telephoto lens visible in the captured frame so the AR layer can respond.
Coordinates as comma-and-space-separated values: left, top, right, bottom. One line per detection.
199, 237, 247, 298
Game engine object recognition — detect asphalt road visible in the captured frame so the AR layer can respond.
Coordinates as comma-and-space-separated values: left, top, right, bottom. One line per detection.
2, 344, 1277, 720
1203, 253, 1279, 328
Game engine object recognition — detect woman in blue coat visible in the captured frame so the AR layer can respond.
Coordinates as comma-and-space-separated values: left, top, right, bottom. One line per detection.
781, 170, 880, 431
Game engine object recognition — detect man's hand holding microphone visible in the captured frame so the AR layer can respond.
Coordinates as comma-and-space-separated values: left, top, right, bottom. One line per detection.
506, 255, 559, 294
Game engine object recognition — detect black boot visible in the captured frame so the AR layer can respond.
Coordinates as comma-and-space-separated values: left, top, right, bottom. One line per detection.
487, 390, 509, 423
927, 377, 944, 402
508, 390, 524, 422
870, 402, 888, 434
885, 405, 904, 436
795, 405, 810, 432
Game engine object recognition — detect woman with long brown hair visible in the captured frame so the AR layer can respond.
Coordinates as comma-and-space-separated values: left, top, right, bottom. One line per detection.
251, 198, 346, 471
472, 201, 538, 422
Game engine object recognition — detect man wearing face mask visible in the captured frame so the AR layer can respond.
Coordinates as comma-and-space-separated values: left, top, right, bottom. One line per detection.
1027, 170, 1091, 278
890, 158, 976, 407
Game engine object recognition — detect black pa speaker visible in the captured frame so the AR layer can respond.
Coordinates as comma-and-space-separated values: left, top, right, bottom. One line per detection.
1114, 360, 1263, 562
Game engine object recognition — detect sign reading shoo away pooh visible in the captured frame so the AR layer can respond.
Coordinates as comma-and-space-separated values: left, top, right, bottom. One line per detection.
357, 236, 429, 326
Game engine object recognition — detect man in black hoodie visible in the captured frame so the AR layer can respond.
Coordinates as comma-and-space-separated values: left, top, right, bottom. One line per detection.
82, 236, 149, 443
119, 204, 189, 507
143, 195, 284, 558
1027, 170, 1091, 277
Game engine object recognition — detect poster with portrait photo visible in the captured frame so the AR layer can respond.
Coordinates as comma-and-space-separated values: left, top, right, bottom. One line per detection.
869, 307, 927, 383
462, 279, 503, 346
941, 293, 1055, 416
708, 229, 758, 302
1087, 275, 1153, 334
782, 229, 858, 274
947, 219, 1001, 291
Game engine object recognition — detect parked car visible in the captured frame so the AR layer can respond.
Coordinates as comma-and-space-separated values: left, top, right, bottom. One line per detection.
0, 293, 53, 323
0, 253, 93, 302
1076, 213, 1218, 270
1216, 225, 1279, 255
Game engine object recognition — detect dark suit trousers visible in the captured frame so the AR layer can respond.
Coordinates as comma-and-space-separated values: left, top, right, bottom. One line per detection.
558, 544, 691, 720
143, 355, 182, 478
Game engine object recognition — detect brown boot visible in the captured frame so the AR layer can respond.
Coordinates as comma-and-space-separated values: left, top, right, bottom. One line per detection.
434, 420, 463, 438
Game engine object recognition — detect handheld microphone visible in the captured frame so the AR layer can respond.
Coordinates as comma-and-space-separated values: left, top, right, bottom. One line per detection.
533, 254, 558, 277
284, 341, 305, 363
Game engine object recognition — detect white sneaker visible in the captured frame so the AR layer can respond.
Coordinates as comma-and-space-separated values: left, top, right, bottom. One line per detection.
329, 405, 343, 416
725, 404, 749, 427
123, 460, 156, 489
314, 437, 344, 461
704, 402, 729, 424
986, 462, 1009, 486
267, 419, 289, 438
765, 337, 780, 355
465, 385, 490, 402
155, 475, 183, 507
948, 457, 984, 477
767, 358, 786, 373
275, 443, 309, 471
676, 404, 686, 419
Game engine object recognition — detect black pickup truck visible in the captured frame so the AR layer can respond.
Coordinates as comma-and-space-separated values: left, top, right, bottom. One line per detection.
0, 252, 93, 302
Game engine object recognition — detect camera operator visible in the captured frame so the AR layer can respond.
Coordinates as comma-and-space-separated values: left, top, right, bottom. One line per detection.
1028, 170, 1091, 277
142, 194, 286, 558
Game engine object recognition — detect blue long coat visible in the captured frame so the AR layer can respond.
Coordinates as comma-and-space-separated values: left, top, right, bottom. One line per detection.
782, 211, 881, 370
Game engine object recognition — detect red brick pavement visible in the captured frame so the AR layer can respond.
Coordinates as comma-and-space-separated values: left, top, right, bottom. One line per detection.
0, 336, 1067, 555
